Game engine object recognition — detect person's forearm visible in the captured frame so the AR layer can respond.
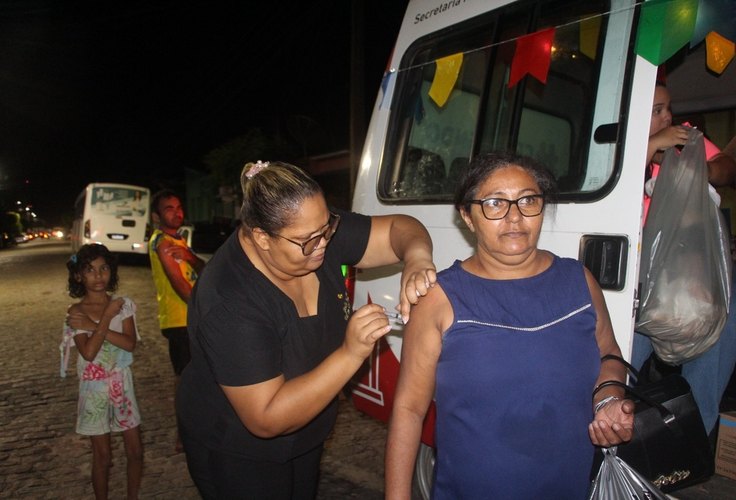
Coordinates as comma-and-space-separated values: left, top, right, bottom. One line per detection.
230, 344, 367, 437
171, 279, 192, 303
191, 254, 206, 274
78, 316, 112, 360
593, 353, 628, 405
102, 329, 136, 352
707, 153, 736, 188
646, 142, 659, 165
385, 409, 424, 500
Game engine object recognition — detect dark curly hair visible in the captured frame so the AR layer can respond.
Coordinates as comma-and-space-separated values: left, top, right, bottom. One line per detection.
67, 244, 119, 298
454, 151, 558, 214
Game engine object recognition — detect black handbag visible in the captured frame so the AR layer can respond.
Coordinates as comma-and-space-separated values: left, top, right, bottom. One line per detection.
591, 354, 714, 493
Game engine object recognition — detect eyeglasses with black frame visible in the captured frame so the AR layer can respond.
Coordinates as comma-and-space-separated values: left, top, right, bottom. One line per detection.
469, 194, 545, 220
273, 212, 341, 256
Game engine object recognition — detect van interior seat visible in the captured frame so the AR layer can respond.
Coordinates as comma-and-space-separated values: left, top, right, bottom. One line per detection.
447, 157, 469, 190
401, 147, 446, 196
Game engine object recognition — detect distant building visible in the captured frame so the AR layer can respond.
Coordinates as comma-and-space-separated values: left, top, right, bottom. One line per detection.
184, 168, 236, 224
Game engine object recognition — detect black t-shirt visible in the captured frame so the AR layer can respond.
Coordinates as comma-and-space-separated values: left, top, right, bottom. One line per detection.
177, 209, 371, 462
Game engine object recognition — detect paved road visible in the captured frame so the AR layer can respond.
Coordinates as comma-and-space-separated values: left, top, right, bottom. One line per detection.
0, 240, 384, 499
1, 239, 735, 499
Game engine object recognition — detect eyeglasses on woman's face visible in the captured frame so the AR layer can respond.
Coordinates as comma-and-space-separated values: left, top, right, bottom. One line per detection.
273, 212, 341, 256
469, 194, 545, 220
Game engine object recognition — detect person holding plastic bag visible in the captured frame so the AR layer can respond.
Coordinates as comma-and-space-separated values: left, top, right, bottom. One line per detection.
632, 82, 736, 437
637, 125, 731, 362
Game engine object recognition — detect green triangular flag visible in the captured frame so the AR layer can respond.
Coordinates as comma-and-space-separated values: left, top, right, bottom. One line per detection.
635, 0, 698, 65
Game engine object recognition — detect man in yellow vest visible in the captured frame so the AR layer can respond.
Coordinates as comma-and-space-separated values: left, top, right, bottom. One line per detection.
149, 189, 205, 451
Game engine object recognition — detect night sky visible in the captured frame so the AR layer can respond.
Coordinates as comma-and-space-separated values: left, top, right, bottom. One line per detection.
0, 0, 408, 225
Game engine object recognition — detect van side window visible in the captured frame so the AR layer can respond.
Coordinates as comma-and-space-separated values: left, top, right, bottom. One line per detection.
379, 0, 610, 202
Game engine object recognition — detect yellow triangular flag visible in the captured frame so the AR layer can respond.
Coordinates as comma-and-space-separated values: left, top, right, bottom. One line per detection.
580, 16, 602, 60
428, 53, 463, 108
706, 31, 735, 74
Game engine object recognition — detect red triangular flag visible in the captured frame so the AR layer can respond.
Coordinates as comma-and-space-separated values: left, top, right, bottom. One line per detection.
508, 27, 555, 88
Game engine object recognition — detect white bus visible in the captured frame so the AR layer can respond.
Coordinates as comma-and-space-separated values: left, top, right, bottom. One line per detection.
71, 183, 151, 255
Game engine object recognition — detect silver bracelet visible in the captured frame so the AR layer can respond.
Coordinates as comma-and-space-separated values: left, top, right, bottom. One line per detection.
594, 395, 620, 413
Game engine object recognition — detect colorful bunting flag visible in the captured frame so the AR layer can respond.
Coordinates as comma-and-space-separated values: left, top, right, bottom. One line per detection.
691, 0, 736, 47
379, 70, 396, 110
580, 16, 602, 60
508, 27, 555, 88
635, 0, 698, 66
428, 53, 463, 108
705, 30, 735, 74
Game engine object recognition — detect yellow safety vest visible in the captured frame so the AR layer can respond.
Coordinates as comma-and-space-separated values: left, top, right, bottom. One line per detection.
149, 229, 197, 329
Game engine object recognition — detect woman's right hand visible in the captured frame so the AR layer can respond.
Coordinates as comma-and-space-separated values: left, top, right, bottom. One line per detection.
343, 303, 392, 360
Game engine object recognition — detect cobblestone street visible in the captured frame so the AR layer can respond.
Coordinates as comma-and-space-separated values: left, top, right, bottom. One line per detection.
0, 241, 385, 499
3, 240, 736, 499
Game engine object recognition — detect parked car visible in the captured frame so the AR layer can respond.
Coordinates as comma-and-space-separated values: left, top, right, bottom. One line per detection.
1, 232, 15, 249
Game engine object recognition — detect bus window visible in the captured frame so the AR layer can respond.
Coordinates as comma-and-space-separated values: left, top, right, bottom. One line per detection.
90, 186, 148, 217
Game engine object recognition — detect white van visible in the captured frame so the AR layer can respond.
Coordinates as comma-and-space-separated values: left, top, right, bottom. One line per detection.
349, 0, 736, 495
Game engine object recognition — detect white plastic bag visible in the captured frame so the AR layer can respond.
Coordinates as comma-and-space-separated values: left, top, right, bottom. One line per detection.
588, 447, 668, 500
636, 128, 732, 364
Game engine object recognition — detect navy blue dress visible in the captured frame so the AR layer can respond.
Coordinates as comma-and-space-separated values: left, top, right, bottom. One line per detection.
433, 256, 600, 499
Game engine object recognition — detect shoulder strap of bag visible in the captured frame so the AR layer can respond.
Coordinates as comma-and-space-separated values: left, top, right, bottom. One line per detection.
601, 353, 640, 380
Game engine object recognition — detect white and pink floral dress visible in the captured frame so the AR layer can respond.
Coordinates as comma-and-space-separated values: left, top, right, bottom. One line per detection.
60, 297, 141, 435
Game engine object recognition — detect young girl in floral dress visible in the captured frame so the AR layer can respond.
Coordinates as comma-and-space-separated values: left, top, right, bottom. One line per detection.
60, 244, 143, 499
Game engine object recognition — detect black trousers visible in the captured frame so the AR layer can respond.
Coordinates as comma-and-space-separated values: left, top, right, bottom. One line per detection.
161, 326, 190, 375
181, 432, 323, 500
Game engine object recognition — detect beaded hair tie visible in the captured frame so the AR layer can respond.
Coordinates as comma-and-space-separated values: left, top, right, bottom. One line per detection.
245, 160, 270, 179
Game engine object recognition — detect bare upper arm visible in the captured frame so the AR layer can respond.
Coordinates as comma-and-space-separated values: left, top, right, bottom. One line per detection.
355, 215, 400, 268
355, 214, 431, 269
156, 239, 193, 299
708, 152, 736, 188
121, 316, 137, 347
72, 331, 88, 350
394, 284, 450, 412
156, 239, 180, 274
